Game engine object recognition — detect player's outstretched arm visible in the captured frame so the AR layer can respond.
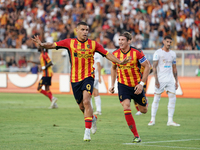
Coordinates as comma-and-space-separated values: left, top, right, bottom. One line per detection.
106, 53, 130, 65
32, 35, 56, 49
27, 60, 40, 65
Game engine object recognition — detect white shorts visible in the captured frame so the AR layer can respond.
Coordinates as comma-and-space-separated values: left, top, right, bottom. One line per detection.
93, 79, 99, 89
155, 82, 176, 94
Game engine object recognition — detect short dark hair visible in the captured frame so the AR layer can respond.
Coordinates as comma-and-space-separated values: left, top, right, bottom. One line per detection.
77, 22, 88, 27
164, 35, 172, 40
120, 32, 132, 41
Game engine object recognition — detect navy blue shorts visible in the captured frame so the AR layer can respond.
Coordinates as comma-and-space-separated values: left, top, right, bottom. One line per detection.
71, 77, 94, 104
39, 77, 51, 86
118, 82, 147, 106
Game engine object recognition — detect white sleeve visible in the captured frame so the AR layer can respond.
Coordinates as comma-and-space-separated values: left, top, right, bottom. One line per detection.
153, 51, 159, 61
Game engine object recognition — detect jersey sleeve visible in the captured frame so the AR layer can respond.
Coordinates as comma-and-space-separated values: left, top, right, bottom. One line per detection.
153, 50, 159, 61
95, 42, 109, 57
54, 39, 70, 49
137, 50, 146, 64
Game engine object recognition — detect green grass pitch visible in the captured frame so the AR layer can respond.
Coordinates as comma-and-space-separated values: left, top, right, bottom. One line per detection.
0, 93, 200, 150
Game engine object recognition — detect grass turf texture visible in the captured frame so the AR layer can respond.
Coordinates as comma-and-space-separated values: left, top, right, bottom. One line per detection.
0, 93, 200, 150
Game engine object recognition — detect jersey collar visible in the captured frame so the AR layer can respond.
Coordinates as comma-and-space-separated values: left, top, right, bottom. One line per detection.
76, 37, 88, 43
120, 46, 131, 54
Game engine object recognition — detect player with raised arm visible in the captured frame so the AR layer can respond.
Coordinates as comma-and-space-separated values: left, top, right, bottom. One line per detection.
28, 48, 58, 109
109, 32, 150, 143
32, 22, 130, 142
148, 35, 180, 126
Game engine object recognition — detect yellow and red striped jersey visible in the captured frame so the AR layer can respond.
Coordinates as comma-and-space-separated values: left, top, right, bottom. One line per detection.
40, 52, 53, 77
55, 38, 108, 82
112, 46, 146, 87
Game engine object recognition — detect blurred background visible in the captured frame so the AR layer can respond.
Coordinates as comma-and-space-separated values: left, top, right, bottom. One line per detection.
0, 0, 200, 76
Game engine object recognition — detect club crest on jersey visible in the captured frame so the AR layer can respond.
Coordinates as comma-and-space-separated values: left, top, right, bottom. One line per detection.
87, 45, 90, 48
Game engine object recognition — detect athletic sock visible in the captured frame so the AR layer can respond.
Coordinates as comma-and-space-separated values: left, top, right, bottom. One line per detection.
124, 109, 139, 137
151, 94, 161, 122
47, 91, 53, 101
168, 92, 176, 122
94, 96, 101, 112
39, 89, 52, 101
84, 116, 93, 129
135, 103, 140, 111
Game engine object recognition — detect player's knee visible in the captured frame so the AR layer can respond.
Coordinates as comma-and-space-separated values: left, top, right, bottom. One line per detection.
83, 99, 90, 106
140, 108, 147, 114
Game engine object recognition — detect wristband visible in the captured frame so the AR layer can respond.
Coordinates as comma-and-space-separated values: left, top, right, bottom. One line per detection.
139, 81, 145, 86
42, 66, 46, 70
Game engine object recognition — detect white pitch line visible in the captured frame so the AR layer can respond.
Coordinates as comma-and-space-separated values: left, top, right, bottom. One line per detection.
128, 144, 200, 150
123, 139, 200, 145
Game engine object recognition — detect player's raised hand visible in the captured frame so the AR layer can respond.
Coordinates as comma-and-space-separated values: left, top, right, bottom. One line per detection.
109, 86, 115, 94
119, 56, 130, 65
32, 35, 42, 46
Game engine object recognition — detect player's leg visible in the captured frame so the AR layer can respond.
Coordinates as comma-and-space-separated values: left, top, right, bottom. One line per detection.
45, 85, 58, 109
148, 93, 161, 125
121, 99, 141, 143
166, 83, 180, 126
148, 82, 165, 126
37, 77, 51, 101
82, 90, 93, 141
81, 77, 97, 141
134, 101, 142, 115
44, 77, 58, 108
133, 88, 148, 114
118, 82, 141, 143
93, 88, 102, 115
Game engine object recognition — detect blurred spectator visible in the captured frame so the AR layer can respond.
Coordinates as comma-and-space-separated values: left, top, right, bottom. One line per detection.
18, 56, 27, 68
7, 57, 17, 68
0, 0, 199, 50
9, 63, 19, 72
30, 63, 39, 74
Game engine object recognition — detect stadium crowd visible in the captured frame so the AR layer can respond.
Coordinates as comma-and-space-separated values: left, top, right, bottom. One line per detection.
0, 0, 200, 50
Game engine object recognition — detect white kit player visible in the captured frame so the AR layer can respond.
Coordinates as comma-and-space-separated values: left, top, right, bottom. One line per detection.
148, 35, 180, 126
91, 52, 102, 115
